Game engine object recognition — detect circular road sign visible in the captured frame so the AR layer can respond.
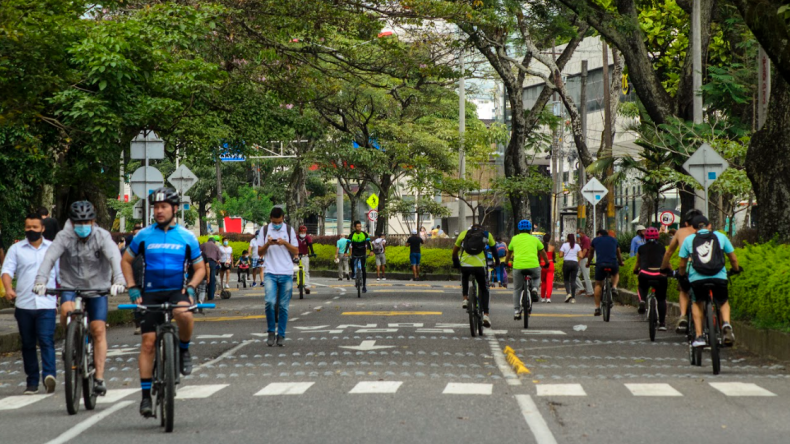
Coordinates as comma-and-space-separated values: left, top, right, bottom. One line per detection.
660, 211, 675, 226
367, 210, 379, 222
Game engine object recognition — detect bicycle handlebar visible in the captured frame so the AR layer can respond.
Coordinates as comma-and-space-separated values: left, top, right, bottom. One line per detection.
118, 303, 216, 311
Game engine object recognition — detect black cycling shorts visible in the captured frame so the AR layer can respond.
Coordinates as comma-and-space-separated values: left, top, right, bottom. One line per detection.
690, 279, 728, 305
139, 290, 191, 334
594, 263, 619, 281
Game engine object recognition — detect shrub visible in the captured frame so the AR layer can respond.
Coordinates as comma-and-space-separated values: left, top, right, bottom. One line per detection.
310, 244, 455, 274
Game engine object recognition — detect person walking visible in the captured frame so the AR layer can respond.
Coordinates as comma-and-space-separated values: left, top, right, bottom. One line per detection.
372, 234, 387, 281
630, 225, 647, 257
38, 207, 60, 242
296, 226, 315, 294
1, 213, 58, 394
249, 235, 261, 287
219, 237, 233, 289
336, 233, 350, 281
575, 228, 594, 298
540, 233, 556, 303
559, 234, 582, 304
420, 226, 429, 241
494, 237, 508, 287
256, 207, 299, 347
199, 236, 221, 301
406, 229, 424, 281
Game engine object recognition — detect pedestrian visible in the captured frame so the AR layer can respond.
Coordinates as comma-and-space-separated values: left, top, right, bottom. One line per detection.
296, 226, 315, 294
574, 228, 594, 298
420, 226, 429, 241
335, 233, 350, 281
406, 229, 424, 281
630, 224, 647, 257
256, 207, 299, 347
199, 236, 221, 301
219, 237, 233, 289
1, 212, 58, 394
38, 207, 60, 242
540, 233, 556, 302
494, 237, 508, 287
437, 226, 446, 238
372, 233, 387, 281
430, 225, 439, 239
559, 233, 582, 304
249, 235, 260, 287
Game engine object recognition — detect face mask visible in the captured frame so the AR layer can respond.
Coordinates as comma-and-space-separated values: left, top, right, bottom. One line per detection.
25, 230, 42, 242
74, 224, 92, 238
273, 223, 283, 230
299, 234, 306, 239
224, 241, 229, 246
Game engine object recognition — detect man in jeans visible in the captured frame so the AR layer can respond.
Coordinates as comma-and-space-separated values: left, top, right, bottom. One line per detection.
1, 213, 58, 394
406, 229, 424, 281
575, 228, 594, 298
336, 234, 350, 280
199, 236, 221, 301
257, 207, 298, 347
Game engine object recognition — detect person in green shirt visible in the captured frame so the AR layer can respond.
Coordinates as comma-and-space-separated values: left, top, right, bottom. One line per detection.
505, 220, 550, 320
344, 221, 373, 292
452, 224, 498, 328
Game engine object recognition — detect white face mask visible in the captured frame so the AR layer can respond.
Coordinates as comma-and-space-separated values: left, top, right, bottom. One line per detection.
299, 234, 306, 239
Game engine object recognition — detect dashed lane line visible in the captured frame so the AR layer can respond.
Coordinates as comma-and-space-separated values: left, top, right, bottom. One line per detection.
45, 400, 134, 444
487, 336, 521, 386
341, 311, 442, 316
515, 395, 559, 444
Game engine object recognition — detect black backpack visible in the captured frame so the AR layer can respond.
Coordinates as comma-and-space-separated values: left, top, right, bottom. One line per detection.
691, 231, 726, 276
463, 228, 488, 256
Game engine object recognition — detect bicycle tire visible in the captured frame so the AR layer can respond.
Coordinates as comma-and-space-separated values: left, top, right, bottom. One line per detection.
162, 332, 176, 433
602, 282, 611, 322
708, 302, 720, 375
648, 297, 657, 341
83, 333, 97, 410
64, 319, 82, 415
689, 342, 697, 366
522, 291, 529, 329
469, 284, 478, 337
299, 268, 304, 300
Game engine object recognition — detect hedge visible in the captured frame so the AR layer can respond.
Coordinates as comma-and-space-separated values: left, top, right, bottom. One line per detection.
311, 244, 455, 274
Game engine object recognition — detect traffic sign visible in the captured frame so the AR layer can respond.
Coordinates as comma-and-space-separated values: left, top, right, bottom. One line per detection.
133, 200, 144, 219
366, 193, 379, 208
367, 210, 379, 222
167, 164, 199, 195
130, 131, 165, 160
660, 211, 675, 226
683, 143, 729, 217
581, 178, 608, 205
181, 195, 191, 211
130, 166, 164, 199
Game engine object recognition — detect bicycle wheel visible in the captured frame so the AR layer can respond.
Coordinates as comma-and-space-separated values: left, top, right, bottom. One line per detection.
707, 302, 720, 375
469, 284, 477, 337
299, 268, 304, 300
522, 290, 530, 329
64, 319, 82, 415
82, 333, 97, 410
356, 265, 362, 298
648, 296, 657, 342
602, 283, 611, 323
161, 332, 176, 433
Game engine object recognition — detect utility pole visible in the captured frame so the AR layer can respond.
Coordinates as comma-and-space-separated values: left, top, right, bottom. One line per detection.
602, 40, 615, 232
692, 0, 703, 125
551, 41, 560, 242
578, 60, 588, 232
215, 153, 223, 232
458, 49, 467, 231
336, 181, 344, 235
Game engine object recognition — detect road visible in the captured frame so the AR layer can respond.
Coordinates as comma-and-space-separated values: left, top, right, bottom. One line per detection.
0, 277, 788, 444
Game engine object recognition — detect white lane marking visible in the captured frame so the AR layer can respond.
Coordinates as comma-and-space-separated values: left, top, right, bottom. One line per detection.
97, 389, 139, 404
536, 384, 587, 397
487, 337, 521, 386
515, 395, 559, 444
625, 383, 682, 397
416, 328, 454, 333
0, 394, 51, 410
522, 330, 567, 336
483, 329, 508, 335
333, 296, 340, 300
197, 334, 234, 339
325, 301, 333, 305
349, 381, 402, 394
45, 400, 133, 444
192, 340, 253, 374
290, 318, 299, 322
255, 382, 315, 396
176, 384, 229, 399
443, 383, 492, 395
709, 382, 777, 397
301, 312, 311, 316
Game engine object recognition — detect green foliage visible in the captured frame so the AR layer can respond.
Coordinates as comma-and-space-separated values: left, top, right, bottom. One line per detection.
311, 244, 455, 274
212, 186, 274, 227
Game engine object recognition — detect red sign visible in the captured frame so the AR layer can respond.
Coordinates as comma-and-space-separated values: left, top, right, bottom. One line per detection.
223, 217, 243, 233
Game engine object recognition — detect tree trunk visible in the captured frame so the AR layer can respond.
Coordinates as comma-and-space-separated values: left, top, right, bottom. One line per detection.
198, 201, 208, 235
504, 84, 532, 227
375, 174, 393, 237
746, 74, 790, 241
639, 190, 655, 226
286, 162, 307, 226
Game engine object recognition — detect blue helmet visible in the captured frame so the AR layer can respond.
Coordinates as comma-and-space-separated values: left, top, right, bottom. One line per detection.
518, 220, 532, 231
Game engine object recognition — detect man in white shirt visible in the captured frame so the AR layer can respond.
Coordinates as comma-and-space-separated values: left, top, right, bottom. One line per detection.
256, 207, 298, 347
1, 213, 58, 394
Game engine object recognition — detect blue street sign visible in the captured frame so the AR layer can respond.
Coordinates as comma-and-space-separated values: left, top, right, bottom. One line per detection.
219, 142, 246, 162
708, 172, 716, 180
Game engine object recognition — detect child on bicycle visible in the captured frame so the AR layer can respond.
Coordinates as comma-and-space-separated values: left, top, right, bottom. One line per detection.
632, 227, 669, 330
235, 250, 251, 285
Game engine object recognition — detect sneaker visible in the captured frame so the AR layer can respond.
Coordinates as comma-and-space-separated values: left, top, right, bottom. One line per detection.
482, 315, 491, 328
530, 288, 539, 303
338, 277, 343, 281
276, 335, 285, 347
251, 282, 257, 288
546, 298, 551, 303
24, 386, 38, 395
692, 335, 707, 347
462, 299, 468, 309
94, 379, 107, 396
362, 287, 367, 293
564, 294, 573, 303
267, 332, 276, 347
382, 278, 387, 281
541, 298, 546, 303
140, 398, 154, 418
658, 323, 667, 332
346, 274, 350, 281
675, 318, 689, 334
638, 300, 646, 314
612, 287, 619, 298
594, 308, 602, 316
723, 323, 735, 346
576, 290, 588, 298
570, 297, 576, 304
44, 375, 56, 394
134, 327, 141, 336
514, 309, 522, 320
180, 348, 192, 375
305, 288, 311, 294
377, 278, 381, 281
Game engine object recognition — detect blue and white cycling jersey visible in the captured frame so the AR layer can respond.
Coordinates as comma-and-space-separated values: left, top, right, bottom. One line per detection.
128, 224, 203, 292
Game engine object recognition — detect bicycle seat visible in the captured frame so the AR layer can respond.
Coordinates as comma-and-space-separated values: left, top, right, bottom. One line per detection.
647, 280, 661, 287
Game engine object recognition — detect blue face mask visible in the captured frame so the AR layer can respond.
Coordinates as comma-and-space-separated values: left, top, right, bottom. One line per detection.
273, 223, 283, 230
74, 224, 92, 238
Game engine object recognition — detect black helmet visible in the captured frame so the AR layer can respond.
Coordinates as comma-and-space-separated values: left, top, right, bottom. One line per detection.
148, 187, 180, 206
69, 201, 96, 222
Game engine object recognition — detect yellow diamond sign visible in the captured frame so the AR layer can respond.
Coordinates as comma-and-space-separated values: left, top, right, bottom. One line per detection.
366, 193, 379, 208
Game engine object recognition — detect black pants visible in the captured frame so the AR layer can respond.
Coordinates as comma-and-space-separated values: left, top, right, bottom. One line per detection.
237, 268, 250, 281
350, 256, 367, 287
638, 274, 668, 323
207, 260, 218, 301
462, 267, 489, 313
562, 260, 579, 296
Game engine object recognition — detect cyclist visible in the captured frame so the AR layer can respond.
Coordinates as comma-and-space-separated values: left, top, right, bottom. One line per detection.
587, 229, 624, 316
677, 215, 740, 347
344, 221, 373, 293
662, 209, 703, 333
33, 201, 126, 397
505, 220, 549, 320
235, 250, 251, 286
121, 188, 205, 418
633, 227, 669, 330
453, 224, 497, 327
296, 226, 315, 294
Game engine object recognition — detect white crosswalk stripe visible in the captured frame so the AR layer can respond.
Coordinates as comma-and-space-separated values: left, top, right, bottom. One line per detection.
442, 383, 492, 395
349, 381, 402, 394
536, 384, 587, 397
709, 382, 777, 397
176, 384, 229, 399
255, 382, 315, 396
0, 394, 52, 410
625, 384, 683, 397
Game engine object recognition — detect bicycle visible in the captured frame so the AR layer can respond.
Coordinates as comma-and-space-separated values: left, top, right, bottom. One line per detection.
118, 301, 214, 432
689, 272, 740, 375
516, 274, 536, 329
590, 263, 615, 322
236, 266, 249, 289
466, 263, 490, 337
48, 287, 109, 415
294, 254, 315, 299
351, 255, 366, 298
634, 270, 666, 342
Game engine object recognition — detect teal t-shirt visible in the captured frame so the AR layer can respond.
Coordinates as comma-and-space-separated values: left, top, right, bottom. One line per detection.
679, 230, 734, 282
336, 238, 350, 254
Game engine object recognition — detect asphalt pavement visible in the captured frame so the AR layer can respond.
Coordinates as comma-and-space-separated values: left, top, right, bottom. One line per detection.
1, 276, 788, 444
